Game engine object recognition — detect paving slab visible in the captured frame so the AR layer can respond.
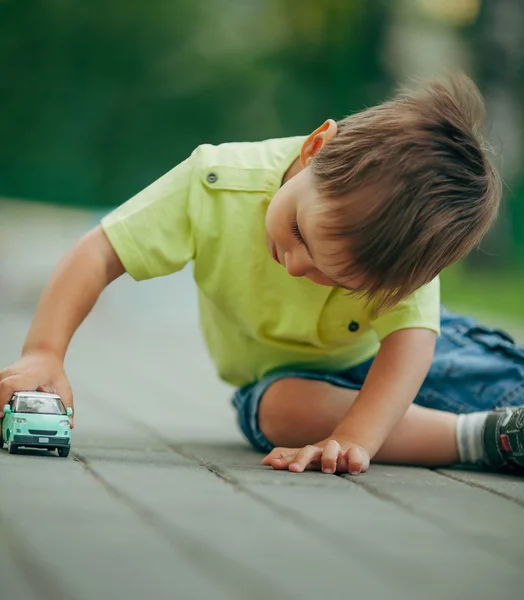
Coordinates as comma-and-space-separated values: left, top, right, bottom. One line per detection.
344, 465, 524, 566
438, 466, 524, 505
0, 523, 44, 600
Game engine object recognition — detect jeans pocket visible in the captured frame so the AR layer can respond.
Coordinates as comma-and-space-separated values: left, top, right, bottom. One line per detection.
466, 325, 524, 361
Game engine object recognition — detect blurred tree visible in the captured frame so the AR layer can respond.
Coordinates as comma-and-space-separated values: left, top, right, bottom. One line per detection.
467, 0, 524, 269
0, 0, 389, 208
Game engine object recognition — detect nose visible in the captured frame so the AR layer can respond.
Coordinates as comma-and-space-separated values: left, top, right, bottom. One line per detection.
284, 249, 310, 277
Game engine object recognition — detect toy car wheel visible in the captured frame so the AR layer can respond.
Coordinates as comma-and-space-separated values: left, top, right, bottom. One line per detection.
58, 446, 70, 458
7, 441, 18, 454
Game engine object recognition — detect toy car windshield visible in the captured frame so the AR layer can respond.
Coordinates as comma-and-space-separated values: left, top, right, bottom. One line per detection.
13, 396, 67, 415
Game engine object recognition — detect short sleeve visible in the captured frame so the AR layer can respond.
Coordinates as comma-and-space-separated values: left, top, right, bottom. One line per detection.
101, 153, 198, 281
370, 277, 441, 341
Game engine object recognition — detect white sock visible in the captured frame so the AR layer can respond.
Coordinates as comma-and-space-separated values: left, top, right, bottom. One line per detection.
456, 411, 489, 464
456, 409, 515, 464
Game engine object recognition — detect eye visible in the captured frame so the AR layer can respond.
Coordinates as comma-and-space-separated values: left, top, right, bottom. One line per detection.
291, 220, 304, 244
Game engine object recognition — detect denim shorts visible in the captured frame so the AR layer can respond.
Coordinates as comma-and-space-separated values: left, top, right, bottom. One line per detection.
232, 307, 524, 453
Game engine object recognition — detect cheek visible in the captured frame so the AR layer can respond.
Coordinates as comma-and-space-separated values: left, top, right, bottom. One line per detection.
265, 200, 278, 231
266, 192, 290, 242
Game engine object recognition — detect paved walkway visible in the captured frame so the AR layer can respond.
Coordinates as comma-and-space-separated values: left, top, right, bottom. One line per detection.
1, 200, 523, 600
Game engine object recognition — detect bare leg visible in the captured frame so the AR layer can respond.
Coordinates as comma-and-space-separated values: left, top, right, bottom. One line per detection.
259, 378, 459, 466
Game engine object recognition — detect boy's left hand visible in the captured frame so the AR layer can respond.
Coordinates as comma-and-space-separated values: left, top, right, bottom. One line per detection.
261, 438, 370, 475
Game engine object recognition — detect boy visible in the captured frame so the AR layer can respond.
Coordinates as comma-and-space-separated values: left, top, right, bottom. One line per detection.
1, 75, 523, 475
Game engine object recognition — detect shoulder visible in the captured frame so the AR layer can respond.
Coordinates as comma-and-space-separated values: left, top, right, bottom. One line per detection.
370, 277, 441, 340
192, 136, 306, 192
387, 277, 441, 312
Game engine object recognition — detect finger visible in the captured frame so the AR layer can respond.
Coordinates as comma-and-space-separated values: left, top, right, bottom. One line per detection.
39, 380, 75, 429
0, 376, 25, 412
57, 385, 75, 429
271, 452, 300, 470
271, 457, 295, 470
304, 458, 322, 471
274, 454, 322, 471
321, 440, 341, 474
346, 446, 367, 476
263, 449, 301, 470
336, 453, 349, 473
289, 445, 322, 473
261, 453, 273, 466
359, 450, 370, 473
0, 367, 13, 381
261, 448, 297, 466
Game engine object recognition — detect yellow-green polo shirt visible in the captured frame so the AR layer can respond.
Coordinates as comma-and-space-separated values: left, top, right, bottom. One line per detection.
101, 136, 440, 387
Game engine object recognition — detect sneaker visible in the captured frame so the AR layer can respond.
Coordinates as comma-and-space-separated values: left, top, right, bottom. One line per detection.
483, 407, 524, 471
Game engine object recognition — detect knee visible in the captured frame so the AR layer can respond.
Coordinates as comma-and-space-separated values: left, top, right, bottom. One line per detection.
258, 378, 298, 446
258, 376, 359, 447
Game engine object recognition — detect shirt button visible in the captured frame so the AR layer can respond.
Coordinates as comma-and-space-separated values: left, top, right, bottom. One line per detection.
206, 172, 218, 184
348, 321, 360, 333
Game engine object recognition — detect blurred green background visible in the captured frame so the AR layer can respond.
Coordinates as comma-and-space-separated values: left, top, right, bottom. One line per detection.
1, 0, 522, 323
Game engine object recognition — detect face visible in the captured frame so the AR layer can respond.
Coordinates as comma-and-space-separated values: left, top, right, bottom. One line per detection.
265, 164, 366, 291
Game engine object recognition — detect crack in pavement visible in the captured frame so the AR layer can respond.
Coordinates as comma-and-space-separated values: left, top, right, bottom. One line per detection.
434, 468, 524, 508
72, 450, 295, 600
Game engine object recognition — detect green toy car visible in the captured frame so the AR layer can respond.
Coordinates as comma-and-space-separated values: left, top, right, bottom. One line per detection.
1, 391, 72, 457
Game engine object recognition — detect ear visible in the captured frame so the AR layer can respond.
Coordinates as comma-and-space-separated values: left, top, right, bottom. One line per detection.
300, 119, 337, 166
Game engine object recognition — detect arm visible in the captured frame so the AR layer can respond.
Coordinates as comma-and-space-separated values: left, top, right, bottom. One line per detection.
331, 328, 436, 456
0, 226, 125, 423
23, 226, 124, 360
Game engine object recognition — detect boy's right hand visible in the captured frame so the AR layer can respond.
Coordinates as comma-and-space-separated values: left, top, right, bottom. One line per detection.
0, 352, 74, 428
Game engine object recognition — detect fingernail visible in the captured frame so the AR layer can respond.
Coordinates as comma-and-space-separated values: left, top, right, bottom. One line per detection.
350, 470, 360, 476
323, 468, 334, 474
290, 463, 301, 471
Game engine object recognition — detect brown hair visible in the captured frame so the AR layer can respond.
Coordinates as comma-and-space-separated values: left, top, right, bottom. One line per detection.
310, 74, 501, 312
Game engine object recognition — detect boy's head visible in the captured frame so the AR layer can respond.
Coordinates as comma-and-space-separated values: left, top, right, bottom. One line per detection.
265, 74, 501, 310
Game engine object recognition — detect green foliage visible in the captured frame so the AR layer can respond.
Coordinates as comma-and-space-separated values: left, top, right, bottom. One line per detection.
0, 0, 390, 208
441, 263, 524, 323
509, 177, 524, 262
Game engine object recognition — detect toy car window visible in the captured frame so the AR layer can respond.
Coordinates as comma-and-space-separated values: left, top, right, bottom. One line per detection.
13, 396, 66, 415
